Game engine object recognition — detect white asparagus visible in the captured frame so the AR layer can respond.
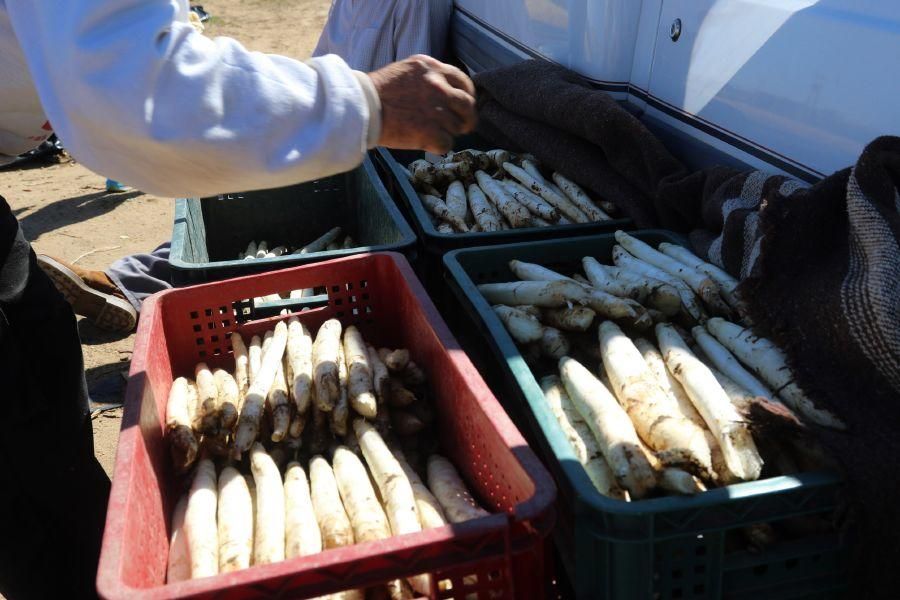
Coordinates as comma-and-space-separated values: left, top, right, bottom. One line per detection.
284, 462, 323, 558
244, 240, 257, 258
492, 305, 544, 343
309, 455, 355, 549
354, 420, 421, 537
333, 446, 392, 543
501, 180, 560, 222
343, 326, 378, 418
231, 332, 250, 401
233, 322, 288, 457
475, 171, 532, 228
705, 318, 845, 429
655, 323, 763, 481
213, 369, 239, 431
612, 245, 704, 321
599, 322, 713, 475
506, 260, 640, 321
467, 183, 502, 232
331, 339, 350, 436
392, 448, 447, 528
582, 257, 682, 317
540, 376, 627, 499
167, 495, 191, 583
559, 356, 656, 498
166, 377, 199, 472
614, 231, 730, 316
691, 326, 775, 400
268, 354, 291, 442
217, 466, 253, 573
250, 443, 285, 565
445, 180, 469, 222
540, 326, 571, 359
541, 306, 596, 332
503, 162, 588, 223
286, 317, 313, 415
248, 335, 262, 386
551, 172, 610, 221
368, 344, 390, 403
255, 241, 268, 259
427, 455, 490, 523
194, 362, 219, 433
659, 242, 741, 309
478, 280, 586, 308
185, 459, 218, 579
420, 194, 469, 232
312, 319, 343, 411
486, 149, 511, 170
296, 227, 343, 254
436, 222, 454, 234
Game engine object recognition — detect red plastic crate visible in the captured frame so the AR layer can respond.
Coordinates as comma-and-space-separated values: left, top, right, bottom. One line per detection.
97, 252, 556, 599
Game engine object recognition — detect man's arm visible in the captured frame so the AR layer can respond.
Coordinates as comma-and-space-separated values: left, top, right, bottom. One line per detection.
5, 1, 474, 198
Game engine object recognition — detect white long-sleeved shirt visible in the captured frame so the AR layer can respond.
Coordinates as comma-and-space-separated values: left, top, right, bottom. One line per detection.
313, 0, 452, 71
0, 0, 380, 197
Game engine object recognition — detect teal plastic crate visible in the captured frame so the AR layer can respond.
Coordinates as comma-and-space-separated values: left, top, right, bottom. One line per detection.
170, 157, 416, 286
443, 232, 846, 600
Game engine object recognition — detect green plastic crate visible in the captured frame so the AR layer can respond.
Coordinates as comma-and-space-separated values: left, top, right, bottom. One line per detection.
170, 157, 416, 286
442, 232, 846, 600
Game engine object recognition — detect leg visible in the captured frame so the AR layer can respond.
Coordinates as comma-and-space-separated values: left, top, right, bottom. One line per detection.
105, 241, 173, 313
0, 198, 110, 599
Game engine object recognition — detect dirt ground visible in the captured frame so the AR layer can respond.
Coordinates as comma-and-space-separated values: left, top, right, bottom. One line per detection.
0, 0, 332, 477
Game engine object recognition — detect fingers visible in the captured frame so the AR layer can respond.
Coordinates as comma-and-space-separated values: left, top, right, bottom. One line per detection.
439, 64, 476, 97
423, 130, 454, 155
443, 87, 478, 132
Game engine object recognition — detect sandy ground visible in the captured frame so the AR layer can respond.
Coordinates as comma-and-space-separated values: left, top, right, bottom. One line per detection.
0, 0, 332, 477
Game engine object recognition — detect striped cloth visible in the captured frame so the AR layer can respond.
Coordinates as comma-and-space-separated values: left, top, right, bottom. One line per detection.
313, 0, 452, 71
689, 137, 900, 596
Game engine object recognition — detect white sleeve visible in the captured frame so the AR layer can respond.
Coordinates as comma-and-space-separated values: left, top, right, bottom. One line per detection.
5, 0, 378, 198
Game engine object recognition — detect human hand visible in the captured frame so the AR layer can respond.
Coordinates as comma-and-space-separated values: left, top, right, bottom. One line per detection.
368, 55, 477, 154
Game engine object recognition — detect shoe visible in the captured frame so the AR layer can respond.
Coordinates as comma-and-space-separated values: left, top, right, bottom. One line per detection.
106, 179, 130, 193
37, 255, 137, 333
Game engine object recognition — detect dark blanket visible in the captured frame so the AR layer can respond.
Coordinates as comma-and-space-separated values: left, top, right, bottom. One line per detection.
475, 60, 900, 595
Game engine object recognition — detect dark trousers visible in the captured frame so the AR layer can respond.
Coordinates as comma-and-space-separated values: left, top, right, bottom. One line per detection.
0, 195, 110, 599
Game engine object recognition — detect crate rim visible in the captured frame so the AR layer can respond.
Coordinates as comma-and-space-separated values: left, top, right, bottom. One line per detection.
168, 156, 417, 273
442, 232, 842, 519
375, 145, 632, 242
98, 251, 557, 599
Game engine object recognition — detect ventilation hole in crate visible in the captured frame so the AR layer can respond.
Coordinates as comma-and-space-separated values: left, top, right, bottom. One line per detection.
785, 559, 799, 570
207, 322, 215, 330
190, 311, 199, 319
213, 348, 221, 356
672, 588, 683, 599
204, 308, 212, 317
331, 285, 340, 293
337, 311, 344, 318
350, 295, 357, 303
360, 280, 367, 288
219, 306, 228, 314
362, 293, 370, 301
193, 324, 202, 332
352, 308, 359, 316
753, 565, 768, 576
693, 584, 705, 595
199, 350, 207, 357
335, 298, 342, 306
222, 319, 231, 327
672, 569, 683, 580
196, 338, 205, 346
346, 282, 353, 291
673, 549, 685, 560
211, 335, 219, 343
695, 546, 706, 556
365, 306, 372, 314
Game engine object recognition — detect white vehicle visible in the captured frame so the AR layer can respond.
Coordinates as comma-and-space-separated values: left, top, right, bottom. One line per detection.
452, 0, 899, 179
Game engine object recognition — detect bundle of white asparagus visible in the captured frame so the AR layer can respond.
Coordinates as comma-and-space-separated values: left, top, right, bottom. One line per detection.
405, 149, 619, 233
238, 229, 356, 260
164, 320, 487, 593
237, 231, 356, 307
478, 231, 842, 503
